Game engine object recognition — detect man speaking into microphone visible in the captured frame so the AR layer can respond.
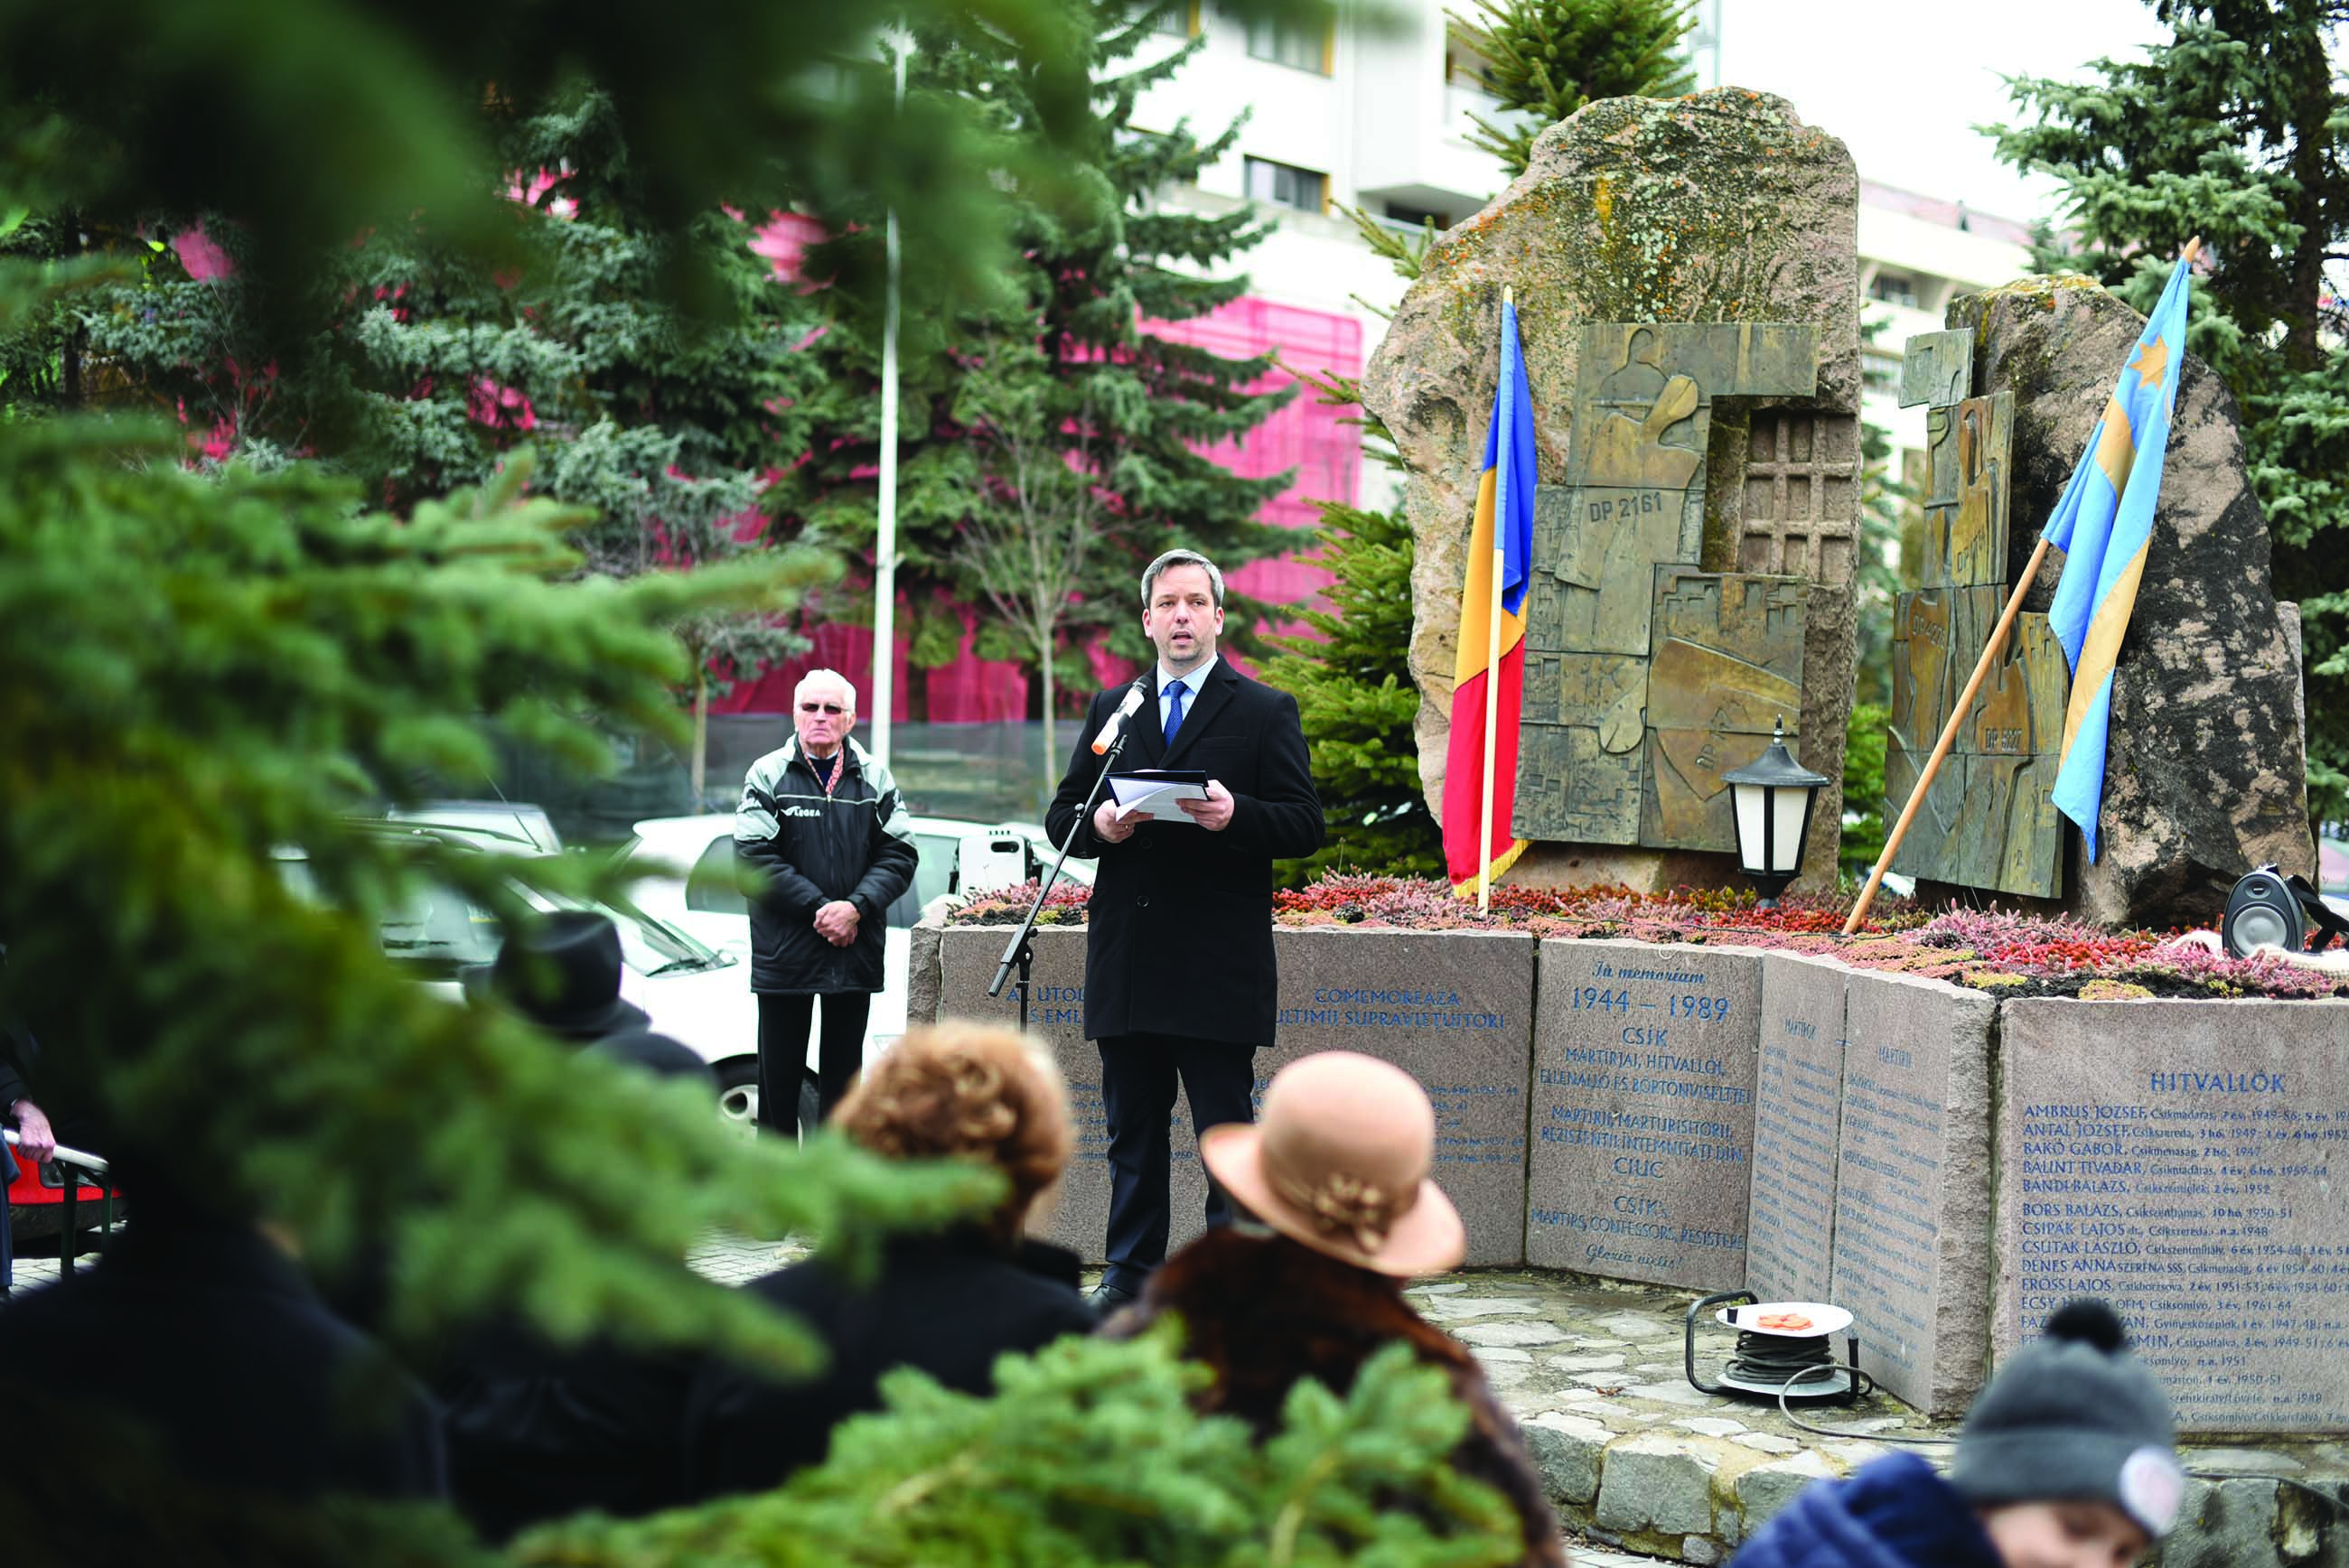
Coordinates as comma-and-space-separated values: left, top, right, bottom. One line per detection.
1046, 548, 1322, 1311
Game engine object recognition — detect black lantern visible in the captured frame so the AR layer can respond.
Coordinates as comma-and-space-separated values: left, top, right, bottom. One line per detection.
1720, 715, 1829, 907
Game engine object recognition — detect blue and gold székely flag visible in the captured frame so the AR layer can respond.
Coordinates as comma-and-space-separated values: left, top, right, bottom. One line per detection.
2041, 255, 2194, 862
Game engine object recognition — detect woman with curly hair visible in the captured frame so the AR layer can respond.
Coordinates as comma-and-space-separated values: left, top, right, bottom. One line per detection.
681, 1022, 1095, 1498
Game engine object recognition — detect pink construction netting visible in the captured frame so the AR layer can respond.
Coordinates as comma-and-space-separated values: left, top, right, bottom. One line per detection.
168, 206, 1362, 724
719, 258, 1363, 720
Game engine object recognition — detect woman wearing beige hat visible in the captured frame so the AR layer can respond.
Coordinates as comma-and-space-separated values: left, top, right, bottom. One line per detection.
1100, 1050, 1566, 1568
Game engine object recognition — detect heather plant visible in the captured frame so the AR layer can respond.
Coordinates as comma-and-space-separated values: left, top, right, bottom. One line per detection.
942, 873, 2347, 999
949, 878, 1098, 927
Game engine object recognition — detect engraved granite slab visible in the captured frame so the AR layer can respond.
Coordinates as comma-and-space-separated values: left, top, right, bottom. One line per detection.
1828, 969, 1997, 1418
1746, 953, 1849, 1306
933, 926, 1534, 1268
1528, 939, 1763, 1289
934, 927, 1115, 1255
1271, 929, 1535, 1267
1998, 997, 2349, 1433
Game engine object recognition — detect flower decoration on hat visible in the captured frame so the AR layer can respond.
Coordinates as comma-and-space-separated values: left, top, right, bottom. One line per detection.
1278, 1167, 1396, 1254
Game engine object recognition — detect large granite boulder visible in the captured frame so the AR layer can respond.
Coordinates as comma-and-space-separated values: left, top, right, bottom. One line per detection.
1363, 89, 1860, 892
1948, 279, 2314, 926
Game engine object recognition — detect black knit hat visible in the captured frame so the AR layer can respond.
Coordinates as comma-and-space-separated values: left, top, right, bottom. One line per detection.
1951, 1300, 2185, 1537
463, 910, 648, 1041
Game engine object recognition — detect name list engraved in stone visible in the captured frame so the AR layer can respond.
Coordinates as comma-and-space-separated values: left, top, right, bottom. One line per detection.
1829, 976, 1996, 1417
1998, 998, 2349, 1433
1747, 956, 1848, 1303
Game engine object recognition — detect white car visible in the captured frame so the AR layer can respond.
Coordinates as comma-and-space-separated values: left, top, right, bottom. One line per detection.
278, 821, 745, 1078
620, 813, 1091, 1132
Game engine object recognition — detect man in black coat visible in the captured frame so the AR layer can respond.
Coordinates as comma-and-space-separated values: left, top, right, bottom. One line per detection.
1046, 548, 1324, 1310
0, 1170, 446, 1519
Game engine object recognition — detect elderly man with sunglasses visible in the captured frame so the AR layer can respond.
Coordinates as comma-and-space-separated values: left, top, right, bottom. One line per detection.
735, 669, 919, 1134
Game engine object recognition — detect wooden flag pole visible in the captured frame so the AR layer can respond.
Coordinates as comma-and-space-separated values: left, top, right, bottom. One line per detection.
1477, 285, 1514, 915
1843, 236, 2201, 935
1842, 536, 2050, 934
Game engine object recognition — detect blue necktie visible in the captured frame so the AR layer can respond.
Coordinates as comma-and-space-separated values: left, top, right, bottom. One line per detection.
1161, 678, 1187, 747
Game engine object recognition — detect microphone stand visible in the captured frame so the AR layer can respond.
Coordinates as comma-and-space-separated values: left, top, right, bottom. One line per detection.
987, 720, 1133, 1031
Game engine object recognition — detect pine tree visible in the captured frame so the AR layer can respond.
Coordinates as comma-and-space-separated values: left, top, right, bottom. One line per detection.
0, 5, 1540, 1562
1343, 0, 1697, 280
770, 1, 1297, 719
1989, 0, 2349, 827
40, 89, 819, 794
1451, 0, 1697, 177
510, 1335, 1525, 1568
1259, 391, 1445, 884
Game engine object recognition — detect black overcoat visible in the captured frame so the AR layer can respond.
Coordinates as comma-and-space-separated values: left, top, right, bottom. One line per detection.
678, 1227, 1094, 1499
1045, 661, 1323, 1046
0, 1218, 445, 1505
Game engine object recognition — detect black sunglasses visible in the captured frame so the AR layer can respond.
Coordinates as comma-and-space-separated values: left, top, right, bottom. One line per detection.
799, 701, 846, 715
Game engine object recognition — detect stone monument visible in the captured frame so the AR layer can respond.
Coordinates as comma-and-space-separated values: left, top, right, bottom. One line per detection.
1827, 969, 1997, 1418
1943, 278, 2314, 926
1364, 89, 1862, 892
1745, 952, 1849, 1305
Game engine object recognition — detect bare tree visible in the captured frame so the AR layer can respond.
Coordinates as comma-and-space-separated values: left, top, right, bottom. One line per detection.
953, 334, 1111, 771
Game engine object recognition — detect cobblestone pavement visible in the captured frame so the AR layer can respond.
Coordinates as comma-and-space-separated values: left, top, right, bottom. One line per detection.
685, 1228, 805, 1285
1369, 1270, 2344, 1568
5, 1246, 99, 1293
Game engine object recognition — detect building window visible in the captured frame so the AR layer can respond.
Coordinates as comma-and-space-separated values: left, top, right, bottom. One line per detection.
1384, 201, 1449, 231
1867, 271, 1920, 310
1128, 0, 1195, 36
1445, 33, 1495, 92
1245, 156, 1327, 213
1246, 14, 1328, 72
1861, 348, 1901, 395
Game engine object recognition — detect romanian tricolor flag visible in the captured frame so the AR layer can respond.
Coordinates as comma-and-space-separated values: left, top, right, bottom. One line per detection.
2043, 254, 2194, 862
1445, 295, 1538, 895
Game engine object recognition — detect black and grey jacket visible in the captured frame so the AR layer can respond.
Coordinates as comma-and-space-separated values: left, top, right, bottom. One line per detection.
735, 737, 918, 994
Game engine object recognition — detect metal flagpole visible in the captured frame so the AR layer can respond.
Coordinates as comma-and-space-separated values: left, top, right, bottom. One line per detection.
1477, 285, 1513, 914
872, 38, 909, 770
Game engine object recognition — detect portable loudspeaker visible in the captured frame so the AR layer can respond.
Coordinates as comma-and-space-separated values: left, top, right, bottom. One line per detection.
2222, 863, 2349, 959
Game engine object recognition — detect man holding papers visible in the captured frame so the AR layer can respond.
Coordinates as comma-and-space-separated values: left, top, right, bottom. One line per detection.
1047, 548, 1323, 1311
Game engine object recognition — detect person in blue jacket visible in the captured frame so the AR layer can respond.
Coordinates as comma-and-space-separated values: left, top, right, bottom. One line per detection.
1734, 1300, 2184, 1568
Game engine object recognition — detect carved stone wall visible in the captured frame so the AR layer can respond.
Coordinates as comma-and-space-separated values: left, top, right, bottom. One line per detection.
1362, 89, 1860, 893
1885, 329, 2066, 899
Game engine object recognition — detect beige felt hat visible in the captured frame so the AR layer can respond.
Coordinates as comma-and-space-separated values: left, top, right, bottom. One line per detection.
1198, 1050, 1465, 1277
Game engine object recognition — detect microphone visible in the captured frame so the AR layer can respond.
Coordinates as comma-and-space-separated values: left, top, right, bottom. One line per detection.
1090, 680, 1148, 755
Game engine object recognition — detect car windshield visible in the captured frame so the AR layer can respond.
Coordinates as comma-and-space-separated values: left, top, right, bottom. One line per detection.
379, 882, 503, 966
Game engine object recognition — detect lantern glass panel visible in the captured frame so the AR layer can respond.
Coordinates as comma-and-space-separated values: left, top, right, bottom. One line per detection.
1733, 782, 1768, 876
1772, 786, 1810, 873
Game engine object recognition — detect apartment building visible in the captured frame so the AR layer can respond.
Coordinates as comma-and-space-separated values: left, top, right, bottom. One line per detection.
725, 3, 2036, 727
1125, 2, 2035, 490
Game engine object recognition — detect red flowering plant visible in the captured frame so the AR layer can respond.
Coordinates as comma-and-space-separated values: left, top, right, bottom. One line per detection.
948, 879, 1094, 927
941, 873, 2347, 1001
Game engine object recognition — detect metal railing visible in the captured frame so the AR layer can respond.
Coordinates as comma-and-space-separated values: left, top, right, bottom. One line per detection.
4, 1128, 117, 1299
